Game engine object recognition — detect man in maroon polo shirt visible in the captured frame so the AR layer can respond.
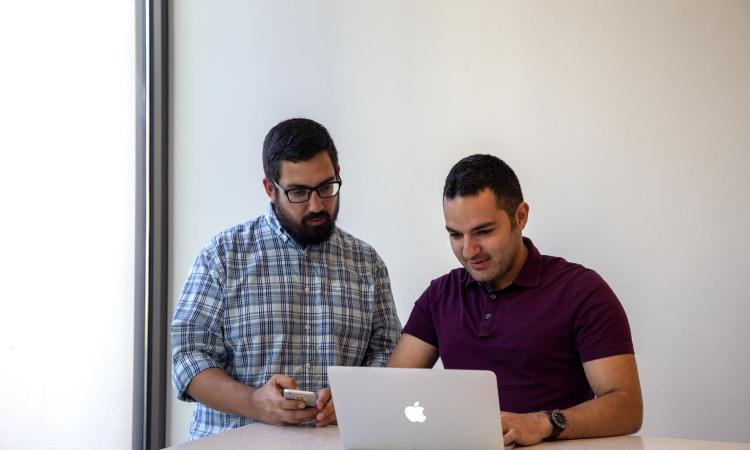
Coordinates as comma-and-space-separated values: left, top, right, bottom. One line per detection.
388, 154, 643, 447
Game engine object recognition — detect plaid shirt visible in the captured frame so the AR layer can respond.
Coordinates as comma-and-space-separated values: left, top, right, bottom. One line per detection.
171, 205, 402, 440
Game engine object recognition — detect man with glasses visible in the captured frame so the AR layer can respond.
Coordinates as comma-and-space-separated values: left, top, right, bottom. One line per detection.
171, 118, 401, 440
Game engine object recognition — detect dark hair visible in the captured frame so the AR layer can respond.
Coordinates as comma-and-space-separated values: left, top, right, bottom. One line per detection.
262, 118, 338, 183
443, 154, 524, 219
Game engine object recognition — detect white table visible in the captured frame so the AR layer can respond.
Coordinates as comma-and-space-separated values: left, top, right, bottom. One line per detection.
164, 423, 750, 450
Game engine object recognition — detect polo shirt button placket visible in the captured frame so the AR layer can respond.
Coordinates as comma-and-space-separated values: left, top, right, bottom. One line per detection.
478, 291, 499, 337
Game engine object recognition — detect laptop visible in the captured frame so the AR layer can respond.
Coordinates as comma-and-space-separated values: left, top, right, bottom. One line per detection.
328, 366, 512, 450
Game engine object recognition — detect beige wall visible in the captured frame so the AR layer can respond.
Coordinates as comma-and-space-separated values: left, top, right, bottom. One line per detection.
168, 0, 750, 445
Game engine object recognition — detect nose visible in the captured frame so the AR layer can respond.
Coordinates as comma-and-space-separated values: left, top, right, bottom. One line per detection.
462, 236, 480, 259
307, 191, 324, 213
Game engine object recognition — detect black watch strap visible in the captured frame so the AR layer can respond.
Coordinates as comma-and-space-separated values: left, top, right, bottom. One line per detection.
543, 409, 567, 440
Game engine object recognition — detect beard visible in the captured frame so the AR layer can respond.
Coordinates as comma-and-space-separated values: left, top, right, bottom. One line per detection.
274, 196, 340, 247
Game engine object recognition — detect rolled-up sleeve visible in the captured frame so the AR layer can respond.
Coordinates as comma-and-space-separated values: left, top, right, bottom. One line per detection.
171, 242, 227, 402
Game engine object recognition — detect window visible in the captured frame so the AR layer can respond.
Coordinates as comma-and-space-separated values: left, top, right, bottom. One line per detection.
0, 1, 136, 448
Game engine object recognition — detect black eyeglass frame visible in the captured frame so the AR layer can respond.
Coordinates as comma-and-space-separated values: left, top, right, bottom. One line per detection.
274, 179, 343, 203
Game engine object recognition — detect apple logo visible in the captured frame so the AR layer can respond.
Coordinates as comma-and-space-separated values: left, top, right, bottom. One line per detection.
404, 401, 427, 423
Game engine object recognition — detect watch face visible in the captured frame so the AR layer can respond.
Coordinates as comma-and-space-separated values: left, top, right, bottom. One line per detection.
551, 410, 567, 429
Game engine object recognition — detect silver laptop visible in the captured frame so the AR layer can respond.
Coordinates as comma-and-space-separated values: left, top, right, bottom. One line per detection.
328, 366, 510, 450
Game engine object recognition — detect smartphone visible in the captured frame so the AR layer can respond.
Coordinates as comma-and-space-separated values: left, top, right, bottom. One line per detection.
283, 388, 317, 407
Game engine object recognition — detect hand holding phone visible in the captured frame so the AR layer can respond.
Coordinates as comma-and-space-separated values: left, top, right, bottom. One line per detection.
283, 388, 317, 407
251, 375, 317, 425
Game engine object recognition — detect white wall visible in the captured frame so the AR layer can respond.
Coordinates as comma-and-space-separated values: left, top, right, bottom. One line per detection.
168, 0, 750, 445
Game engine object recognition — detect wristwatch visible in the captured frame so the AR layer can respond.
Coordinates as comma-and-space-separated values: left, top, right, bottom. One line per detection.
543, 409, 567, 440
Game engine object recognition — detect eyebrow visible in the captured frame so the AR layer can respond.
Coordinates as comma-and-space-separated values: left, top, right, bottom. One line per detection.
284, 176, 337, 189
445, 222, 496, 234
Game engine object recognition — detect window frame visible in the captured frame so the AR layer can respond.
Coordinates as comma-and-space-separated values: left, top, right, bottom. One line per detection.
135, 1, 169, 449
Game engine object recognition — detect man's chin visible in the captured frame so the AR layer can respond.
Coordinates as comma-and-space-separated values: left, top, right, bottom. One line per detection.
301, 222, 335, 245
464, 267, 493, 283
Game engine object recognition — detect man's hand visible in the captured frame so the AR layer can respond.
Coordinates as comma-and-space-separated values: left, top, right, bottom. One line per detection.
249, 375, 318, 425
315, 387, 337, 427
501, 411, 552, 446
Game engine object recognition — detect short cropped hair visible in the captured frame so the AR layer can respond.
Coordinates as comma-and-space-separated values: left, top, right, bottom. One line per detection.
443, 154, 524, 220
262, 118, 338, 183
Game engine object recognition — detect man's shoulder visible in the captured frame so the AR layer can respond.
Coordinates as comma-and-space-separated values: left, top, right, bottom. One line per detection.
204, 215, 267, 252
411, 268, 470, 309
536, 252, 614, 302
426, 268, 471, 292
537, 250, 597, 282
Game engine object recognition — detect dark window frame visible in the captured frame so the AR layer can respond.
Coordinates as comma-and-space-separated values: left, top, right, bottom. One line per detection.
135, 1, 169, 449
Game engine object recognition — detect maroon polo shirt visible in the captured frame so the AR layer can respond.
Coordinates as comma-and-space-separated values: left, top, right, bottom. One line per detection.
403, 237, 634, 413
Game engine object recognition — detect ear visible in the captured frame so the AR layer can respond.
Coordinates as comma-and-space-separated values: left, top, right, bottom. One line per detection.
262, 177, 276, 203
515, 202, 530, 231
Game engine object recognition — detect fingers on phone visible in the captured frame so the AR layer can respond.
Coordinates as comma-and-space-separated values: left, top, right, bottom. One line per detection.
270, 374, 298, 390
277, 397, 306, 410
281, 406, 318, 424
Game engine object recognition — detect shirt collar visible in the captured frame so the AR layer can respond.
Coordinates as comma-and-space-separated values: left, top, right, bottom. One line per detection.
264, 203, 291, 243
513, 237, 543, 288
464, 236, 543, 290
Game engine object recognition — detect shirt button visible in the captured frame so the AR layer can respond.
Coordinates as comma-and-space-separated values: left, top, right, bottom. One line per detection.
305, 324, 311, 331
305, 362, 311, 370
490, 294, 496, 300
484, 313, 492, 320
304, 287, 310, 294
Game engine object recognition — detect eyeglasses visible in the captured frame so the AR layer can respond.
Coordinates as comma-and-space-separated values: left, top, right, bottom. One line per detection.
274, 179, 342, 203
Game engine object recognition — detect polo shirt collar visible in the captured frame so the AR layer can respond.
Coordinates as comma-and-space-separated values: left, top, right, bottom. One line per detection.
464, 236, 543, 290
513, 237, 543, 288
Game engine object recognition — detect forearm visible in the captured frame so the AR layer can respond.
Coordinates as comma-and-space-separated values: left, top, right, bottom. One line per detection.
186, 368, 258, 418
503, 389, 641, 446
560, 389, 643, 439
387, 333, 438, 368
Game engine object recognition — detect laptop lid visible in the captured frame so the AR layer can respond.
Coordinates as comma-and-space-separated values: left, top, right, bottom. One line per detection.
328, 367, 506, 450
